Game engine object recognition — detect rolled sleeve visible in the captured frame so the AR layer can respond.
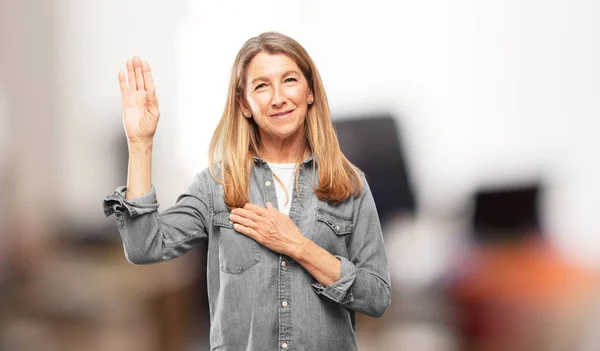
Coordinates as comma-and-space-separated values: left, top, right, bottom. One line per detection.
311, 255, 356, 304
103, 185, 159, 219
101, 171, 212, 264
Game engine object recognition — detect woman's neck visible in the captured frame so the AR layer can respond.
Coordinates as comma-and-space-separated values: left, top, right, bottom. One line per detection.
258, 134, 309, 163
259, 145, 309, 163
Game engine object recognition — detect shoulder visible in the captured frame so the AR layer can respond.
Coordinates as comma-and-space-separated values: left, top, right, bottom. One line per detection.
203, 163, 224, 183
351, 164, 366, 179
184, 167, 220, 195
349, 164, 368, 192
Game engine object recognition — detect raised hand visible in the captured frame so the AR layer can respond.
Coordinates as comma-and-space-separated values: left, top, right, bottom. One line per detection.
118, 56, 160, 143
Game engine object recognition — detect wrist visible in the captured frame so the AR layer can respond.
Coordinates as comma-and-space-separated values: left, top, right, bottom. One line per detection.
128, 139, 153, 154
290, 236, 311, 262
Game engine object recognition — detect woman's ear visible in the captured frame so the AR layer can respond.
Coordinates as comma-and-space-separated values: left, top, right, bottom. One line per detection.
307, 92, 314, 105
237, 95, 252, 118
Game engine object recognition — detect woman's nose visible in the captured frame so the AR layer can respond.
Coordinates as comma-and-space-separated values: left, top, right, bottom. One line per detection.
271, 85, 285, 107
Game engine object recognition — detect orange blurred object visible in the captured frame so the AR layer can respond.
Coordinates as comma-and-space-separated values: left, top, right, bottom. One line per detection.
448, 237, 600, 351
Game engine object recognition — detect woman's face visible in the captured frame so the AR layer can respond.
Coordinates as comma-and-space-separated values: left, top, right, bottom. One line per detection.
240, 52, 313, 144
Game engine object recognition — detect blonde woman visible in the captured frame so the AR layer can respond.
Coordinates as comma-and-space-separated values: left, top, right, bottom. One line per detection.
104, 32, 391, 350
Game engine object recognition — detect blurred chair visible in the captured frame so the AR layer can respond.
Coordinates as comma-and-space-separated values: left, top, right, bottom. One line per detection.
471, 183, 542, 244
333, 115, 416, 227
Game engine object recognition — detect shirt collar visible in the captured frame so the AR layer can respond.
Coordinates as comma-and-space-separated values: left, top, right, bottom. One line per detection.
253, 153, 314, 166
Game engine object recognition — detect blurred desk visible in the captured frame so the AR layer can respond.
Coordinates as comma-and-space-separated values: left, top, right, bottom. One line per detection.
0, 243, 201, 351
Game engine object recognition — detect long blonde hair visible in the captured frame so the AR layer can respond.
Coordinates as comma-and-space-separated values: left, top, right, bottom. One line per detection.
209, 32, 362, 209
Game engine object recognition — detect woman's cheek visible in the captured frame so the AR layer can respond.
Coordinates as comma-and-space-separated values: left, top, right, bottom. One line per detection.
255, 94, 271, 113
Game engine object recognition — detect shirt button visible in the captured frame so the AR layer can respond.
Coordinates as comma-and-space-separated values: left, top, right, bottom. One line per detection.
282, 301, 288, 307
335, 224, 340, 231
282, 342, 288, 349
265, 181, 271, 186
281, 260, 287, 267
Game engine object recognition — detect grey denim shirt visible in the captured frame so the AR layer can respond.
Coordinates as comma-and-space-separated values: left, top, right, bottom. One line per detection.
103, 155, 391, 351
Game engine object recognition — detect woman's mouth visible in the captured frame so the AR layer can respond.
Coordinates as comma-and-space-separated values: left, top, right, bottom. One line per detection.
270, 109, 294, 119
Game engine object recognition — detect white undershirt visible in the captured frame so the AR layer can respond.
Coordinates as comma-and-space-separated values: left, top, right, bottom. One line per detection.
266, 162, 296, 216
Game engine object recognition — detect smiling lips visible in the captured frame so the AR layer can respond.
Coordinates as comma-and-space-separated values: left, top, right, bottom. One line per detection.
269, 109, 294, 119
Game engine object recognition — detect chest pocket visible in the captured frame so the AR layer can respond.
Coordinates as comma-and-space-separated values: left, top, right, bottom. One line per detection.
314, 207, 354, 257
214, 211, 261, 275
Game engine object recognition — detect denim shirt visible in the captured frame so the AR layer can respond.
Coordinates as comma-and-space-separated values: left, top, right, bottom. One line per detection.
103, 156, 391, 351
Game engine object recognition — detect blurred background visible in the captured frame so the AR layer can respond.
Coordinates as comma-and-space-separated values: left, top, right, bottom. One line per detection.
1, 0, 600, 350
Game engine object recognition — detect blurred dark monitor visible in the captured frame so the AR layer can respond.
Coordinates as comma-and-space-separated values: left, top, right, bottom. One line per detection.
333, 115, 416, 225
472, 183, 542, 243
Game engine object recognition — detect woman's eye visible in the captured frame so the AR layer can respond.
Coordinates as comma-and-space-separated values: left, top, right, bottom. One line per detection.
255, 83, 266, 90
284, 77, 297, 83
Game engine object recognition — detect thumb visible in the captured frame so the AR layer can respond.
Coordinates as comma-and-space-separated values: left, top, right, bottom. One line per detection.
266, 202, 275, 210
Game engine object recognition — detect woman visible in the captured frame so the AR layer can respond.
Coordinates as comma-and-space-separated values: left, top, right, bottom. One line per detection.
104, 32, 390, 350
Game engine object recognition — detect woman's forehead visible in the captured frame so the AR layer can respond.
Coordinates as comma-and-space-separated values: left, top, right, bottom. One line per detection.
246, 52, 301, 82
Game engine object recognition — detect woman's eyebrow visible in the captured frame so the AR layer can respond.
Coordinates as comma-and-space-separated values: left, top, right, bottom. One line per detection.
250, 70, 300, 85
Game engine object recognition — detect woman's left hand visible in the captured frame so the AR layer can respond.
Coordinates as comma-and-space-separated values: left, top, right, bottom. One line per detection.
230, 202, 307, 258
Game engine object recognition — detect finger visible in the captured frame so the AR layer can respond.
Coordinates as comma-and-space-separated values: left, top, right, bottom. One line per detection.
133, 56, 145, 92
118, 70, 128, 99
231, 208, 264, 223
147, 89, 158, 108
143, 62, 157, 106
126, 58, 137, 91
229, 213, 258, 229
142, 61, 155, 92
233, 223, 260, 241
243, 203, 268, 217
266, 202, 276, 210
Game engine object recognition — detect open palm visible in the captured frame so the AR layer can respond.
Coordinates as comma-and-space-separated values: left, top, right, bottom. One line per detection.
118, 56, 160, 142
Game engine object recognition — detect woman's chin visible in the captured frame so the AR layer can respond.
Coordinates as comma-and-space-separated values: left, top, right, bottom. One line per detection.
263, 126, 303, 142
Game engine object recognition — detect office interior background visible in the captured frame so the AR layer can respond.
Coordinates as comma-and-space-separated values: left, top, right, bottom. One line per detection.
1, 0, 599, 350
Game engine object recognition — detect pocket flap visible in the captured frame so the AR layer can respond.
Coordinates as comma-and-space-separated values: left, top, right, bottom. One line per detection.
214, 211, 234, 229
316, 208, 353, 235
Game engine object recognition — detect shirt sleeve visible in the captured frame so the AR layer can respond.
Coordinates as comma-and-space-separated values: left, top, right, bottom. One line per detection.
311, 255, 356, 304
311, 172, 392, 317
102, 171, 212, 264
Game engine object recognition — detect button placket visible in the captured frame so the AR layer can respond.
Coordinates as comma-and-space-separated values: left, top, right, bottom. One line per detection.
277, 245, 292, 348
